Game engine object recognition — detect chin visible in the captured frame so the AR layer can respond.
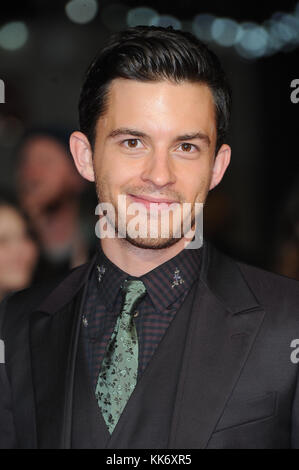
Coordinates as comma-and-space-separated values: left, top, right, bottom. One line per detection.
124, 235, 182, 250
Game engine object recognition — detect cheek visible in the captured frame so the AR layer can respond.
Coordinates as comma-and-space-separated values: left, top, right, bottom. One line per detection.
177, 162, 211, 200
97, 153, 140, 190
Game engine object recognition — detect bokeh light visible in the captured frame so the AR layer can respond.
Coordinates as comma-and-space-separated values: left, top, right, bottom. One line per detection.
192, 14, 215, 42
211, 18, 242, 47
235, 23, 269, 59
0, 2, 297, 61
151, 15, 182, 29
0, 22, 28, 51
271, 13, 299, 47
262, 20, 284, 55
190, 5, 299, 59
65, 0, 98, 25
127, 7, 159, 27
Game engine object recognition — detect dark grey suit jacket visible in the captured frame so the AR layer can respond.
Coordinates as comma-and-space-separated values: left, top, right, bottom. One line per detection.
0, 240, 299, 449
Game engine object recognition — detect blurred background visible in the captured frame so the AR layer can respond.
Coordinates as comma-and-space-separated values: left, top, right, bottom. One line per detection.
0, 0, 298, 296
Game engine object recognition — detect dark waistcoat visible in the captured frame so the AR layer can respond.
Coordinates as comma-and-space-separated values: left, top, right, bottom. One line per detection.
71, 281, 198, 449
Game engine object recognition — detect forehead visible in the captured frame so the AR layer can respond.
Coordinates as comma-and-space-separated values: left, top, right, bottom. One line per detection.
98, 78, 217, 142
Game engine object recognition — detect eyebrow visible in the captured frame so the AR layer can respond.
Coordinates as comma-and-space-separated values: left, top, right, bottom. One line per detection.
107, 127, 211, 147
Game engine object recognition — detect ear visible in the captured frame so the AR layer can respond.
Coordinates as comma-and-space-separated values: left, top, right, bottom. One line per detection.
209, 144, 231, 191
69, 131, 95, 182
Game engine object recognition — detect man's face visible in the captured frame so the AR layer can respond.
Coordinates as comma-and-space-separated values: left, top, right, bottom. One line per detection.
72, 78, 230, 249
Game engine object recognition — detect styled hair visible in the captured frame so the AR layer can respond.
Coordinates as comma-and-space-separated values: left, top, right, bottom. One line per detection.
79, 25, 232, 154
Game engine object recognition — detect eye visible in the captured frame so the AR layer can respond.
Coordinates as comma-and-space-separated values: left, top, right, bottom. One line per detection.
122, 138, 143, 149
178, 143, 198, 153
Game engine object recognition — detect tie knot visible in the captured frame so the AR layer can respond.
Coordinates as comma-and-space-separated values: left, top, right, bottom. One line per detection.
121, 279, 147, 315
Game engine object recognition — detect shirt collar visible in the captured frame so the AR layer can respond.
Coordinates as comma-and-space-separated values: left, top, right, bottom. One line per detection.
95, 248, 128, 312
141, 246, 202, 311
95, 243, 202, 312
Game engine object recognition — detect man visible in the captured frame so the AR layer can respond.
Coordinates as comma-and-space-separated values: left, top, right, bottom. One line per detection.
0, 25, 299, 449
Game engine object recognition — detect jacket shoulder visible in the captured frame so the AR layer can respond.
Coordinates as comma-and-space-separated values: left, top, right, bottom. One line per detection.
0, 261, 91, 338
237, 259, 299, 308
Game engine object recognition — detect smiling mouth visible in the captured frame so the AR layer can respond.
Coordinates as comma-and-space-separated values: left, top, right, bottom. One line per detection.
128, 194, 179, 205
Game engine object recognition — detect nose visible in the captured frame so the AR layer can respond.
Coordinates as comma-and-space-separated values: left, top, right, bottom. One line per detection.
140, 148, 176, 188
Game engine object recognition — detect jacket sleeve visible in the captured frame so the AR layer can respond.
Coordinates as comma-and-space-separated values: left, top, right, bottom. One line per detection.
0, 296, 17, 449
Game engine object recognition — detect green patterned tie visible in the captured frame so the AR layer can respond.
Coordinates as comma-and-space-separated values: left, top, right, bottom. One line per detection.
95, 279, 146, 433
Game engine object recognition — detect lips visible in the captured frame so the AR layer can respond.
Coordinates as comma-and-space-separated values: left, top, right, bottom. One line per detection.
128, 194, 178, 206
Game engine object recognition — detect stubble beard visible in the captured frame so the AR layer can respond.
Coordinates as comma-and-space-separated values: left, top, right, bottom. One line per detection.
95, 174, 205, 250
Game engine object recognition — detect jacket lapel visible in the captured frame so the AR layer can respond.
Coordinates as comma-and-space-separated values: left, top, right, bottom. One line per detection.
29, 258, 95, 449
168, 241, 266, 448
71, 326, 111, 448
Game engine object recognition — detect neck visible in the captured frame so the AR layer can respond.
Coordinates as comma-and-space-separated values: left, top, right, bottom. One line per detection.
100, 237, 191, 276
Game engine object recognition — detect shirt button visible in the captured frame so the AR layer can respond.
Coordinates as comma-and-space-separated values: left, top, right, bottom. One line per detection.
133, 310, 139, 318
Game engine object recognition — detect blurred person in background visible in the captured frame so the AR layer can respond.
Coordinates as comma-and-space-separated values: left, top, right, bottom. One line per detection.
15, 129, 97, 283
0, 195, 38, 301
